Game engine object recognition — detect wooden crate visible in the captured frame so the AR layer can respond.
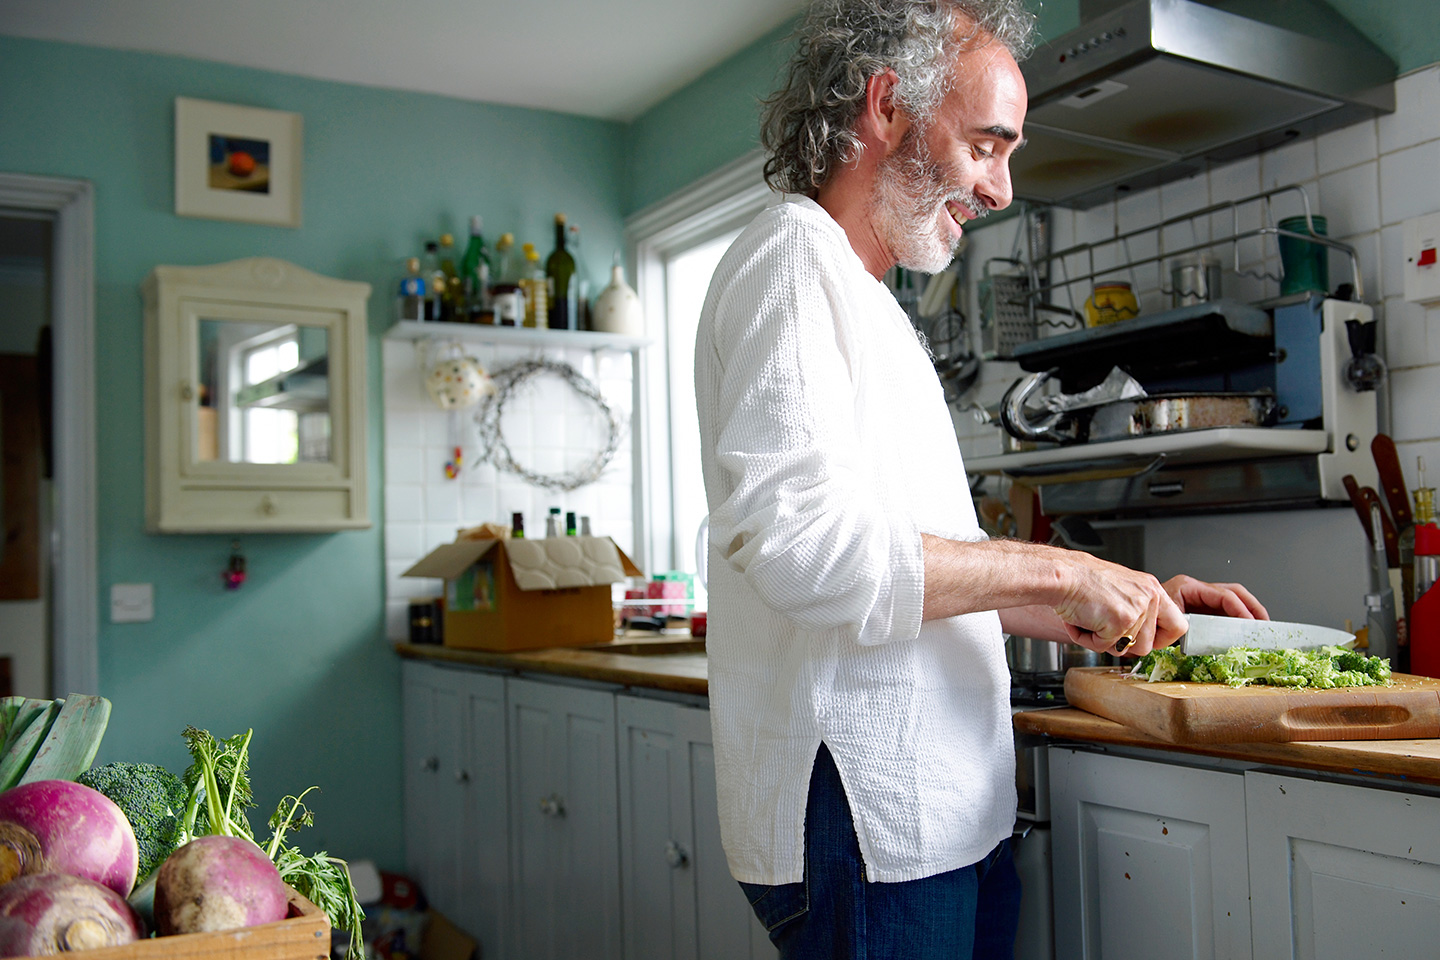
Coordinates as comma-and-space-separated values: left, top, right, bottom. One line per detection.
26, 886, 331, 960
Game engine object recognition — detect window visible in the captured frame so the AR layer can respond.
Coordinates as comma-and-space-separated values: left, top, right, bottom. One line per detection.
628, 152, 776, 589
239, 330, 300, 464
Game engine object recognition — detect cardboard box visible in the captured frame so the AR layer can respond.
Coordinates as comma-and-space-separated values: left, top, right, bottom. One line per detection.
402, 533, 642, 652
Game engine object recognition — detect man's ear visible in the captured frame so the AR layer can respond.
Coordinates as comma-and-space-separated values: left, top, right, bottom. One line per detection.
860, 68, 909, 154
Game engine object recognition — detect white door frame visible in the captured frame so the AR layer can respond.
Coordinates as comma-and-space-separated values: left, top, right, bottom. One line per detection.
0, 173, 98, 696
624, 149, 775, 572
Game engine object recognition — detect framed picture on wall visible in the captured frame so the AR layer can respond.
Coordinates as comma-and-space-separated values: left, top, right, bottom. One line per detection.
174, 97, 302, 228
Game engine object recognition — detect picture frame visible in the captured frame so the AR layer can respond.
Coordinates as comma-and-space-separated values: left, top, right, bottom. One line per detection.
174, 97, 302, 228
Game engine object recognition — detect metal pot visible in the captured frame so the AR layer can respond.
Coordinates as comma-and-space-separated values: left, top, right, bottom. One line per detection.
1000, 370, 1276, 445
1005, 634, 1109, 678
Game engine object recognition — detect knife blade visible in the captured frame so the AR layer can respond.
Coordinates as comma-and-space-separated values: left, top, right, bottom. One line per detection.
1358, 485, 1401, 569
1177, 613, 1355, 656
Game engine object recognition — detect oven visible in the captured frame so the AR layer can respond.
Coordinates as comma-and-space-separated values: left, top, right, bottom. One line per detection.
1012, 704, 1057, 960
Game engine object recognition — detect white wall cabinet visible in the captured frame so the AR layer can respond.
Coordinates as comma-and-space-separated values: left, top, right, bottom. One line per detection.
401, 664, 775, 960
1050, 748, 1253, 960
616, 695, 771, 960
1246, 771, 1440, 958
1052, 746, 1440, 960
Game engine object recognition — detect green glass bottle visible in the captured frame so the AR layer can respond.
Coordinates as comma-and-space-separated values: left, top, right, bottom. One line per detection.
460, 215, 494, 323
545, 213, 576, 330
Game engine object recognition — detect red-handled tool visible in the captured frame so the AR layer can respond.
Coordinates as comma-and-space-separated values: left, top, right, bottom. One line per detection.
1359, 486, 1401, 569
1373, 434, 1414, 530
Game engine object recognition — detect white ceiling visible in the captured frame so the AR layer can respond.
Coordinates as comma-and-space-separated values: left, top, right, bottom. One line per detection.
0, 0, 805, 121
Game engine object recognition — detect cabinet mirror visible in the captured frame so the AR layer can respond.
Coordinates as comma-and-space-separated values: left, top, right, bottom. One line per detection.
145, 258, 370, 532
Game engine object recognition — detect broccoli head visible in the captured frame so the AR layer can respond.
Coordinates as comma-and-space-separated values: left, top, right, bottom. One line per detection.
76, 761, 190, 878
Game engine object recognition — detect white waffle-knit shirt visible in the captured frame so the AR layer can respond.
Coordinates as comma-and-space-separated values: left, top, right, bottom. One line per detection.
694, 197, 1015, 885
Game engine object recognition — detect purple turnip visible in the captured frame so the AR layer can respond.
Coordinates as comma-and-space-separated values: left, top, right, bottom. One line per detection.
0, 780, 139, 897
153, 835, 288, 935
0, 873, 143, 955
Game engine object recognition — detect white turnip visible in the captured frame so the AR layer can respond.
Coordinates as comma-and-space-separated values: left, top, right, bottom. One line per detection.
0, 873, 143, 955
153, 835, 289, 935
0, 780, 139, 897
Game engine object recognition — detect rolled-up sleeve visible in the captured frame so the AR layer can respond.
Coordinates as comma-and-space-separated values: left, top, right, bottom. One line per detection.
700, 221, 925, 646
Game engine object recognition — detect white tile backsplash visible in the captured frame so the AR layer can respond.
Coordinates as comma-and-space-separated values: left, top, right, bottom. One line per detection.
1378, 65, 1440, 155
1390, 366, 1440, 442
1317, 120, 1378, 175
381, 337, 640, 640
1319, 163, 1381, 236
1379, 138, 1440, 226
1261, 138, 1318, 191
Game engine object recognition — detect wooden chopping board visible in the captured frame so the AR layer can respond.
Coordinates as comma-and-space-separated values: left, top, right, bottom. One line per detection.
1065, 666, 1440, 744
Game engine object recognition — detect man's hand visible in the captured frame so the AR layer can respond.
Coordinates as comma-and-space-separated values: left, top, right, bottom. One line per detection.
1051, 551, 1188, 658
1162, 574, 1269, 621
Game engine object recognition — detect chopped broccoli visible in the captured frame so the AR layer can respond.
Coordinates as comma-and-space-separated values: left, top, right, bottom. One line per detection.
76, 761, 190, 879
1130, 644, 1392, 690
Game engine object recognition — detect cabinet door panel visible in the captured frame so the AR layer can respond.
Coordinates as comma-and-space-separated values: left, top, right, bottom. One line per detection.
456, 671, 508, 960
1050, 748, 1251, 960
507, 678, 620, 960
1247, 771, 1440, 959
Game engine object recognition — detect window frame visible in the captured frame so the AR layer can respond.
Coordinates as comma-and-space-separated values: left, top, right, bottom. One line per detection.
624, 150, 777, 575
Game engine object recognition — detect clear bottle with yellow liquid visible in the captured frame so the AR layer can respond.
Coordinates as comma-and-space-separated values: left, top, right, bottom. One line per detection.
519, 243, 547, 328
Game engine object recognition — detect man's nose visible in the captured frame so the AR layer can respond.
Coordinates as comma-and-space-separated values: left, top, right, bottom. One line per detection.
976, 163, 1014, 212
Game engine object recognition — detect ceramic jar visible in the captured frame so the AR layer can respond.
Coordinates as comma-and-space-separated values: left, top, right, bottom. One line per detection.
592, 262, 643, 336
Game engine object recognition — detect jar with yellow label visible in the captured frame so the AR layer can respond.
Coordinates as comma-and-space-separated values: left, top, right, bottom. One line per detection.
1084, 281, 1140, 327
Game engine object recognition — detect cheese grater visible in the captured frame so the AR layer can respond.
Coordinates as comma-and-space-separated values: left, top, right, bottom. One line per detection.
979, 260, 1033, 359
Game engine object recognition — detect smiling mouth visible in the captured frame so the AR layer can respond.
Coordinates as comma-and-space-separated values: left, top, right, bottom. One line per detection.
946, 199, 980, 226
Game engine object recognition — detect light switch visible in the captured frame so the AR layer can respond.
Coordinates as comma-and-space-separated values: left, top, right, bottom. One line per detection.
1402, 212, 1440, 305
110, 583, 154, 623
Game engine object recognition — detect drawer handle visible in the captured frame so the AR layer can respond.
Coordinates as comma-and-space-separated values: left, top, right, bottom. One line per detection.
664, 840, 689, 869
538, 794, 565, 818
455, 769, 471, 784
422, 756, 439, 773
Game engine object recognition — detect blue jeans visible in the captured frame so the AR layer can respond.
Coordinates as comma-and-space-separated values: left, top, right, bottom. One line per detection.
738, 744, 1022, 960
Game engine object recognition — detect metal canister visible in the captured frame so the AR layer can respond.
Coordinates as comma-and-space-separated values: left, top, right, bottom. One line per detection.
1170, 254, 1222, 307
409, 597, 443, 644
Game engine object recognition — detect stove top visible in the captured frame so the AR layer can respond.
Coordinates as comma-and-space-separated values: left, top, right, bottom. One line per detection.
1010, 675, 1067, 708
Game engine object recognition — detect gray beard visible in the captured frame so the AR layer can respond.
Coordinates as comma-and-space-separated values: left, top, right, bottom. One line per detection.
872, 128, 982, 275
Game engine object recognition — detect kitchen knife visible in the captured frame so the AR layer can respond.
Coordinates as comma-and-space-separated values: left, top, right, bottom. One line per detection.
1358, 485, 1401, 569
1372, 434, 1415, 530
1177, 613, 1355, 656
1342, 473, 1374, 542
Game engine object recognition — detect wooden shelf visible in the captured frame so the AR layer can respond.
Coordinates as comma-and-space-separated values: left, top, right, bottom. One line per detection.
385, 320, 650, 351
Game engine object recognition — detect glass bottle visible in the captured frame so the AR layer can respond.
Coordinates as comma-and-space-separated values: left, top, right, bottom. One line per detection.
565, 511, 577, 536
421, 241, 443, 322
580, 516, 592, 536
460, 215, 494, 324
521, 243, 547, 328
545, 213, 576, 330
567, 222, 590, 330
511, 511, 525, 538
397, 257, 426, 323
437, 233, 459, 322
545, 507, 562, 538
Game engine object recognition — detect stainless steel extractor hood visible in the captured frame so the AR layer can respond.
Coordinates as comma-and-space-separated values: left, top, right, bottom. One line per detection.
1013, 0, 1396, 207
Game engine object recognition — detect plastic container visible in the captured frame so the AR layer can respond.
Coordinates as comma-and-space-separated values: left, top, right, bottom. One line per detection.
1409, 522, 1440, 678
1278, 214, 1329, 296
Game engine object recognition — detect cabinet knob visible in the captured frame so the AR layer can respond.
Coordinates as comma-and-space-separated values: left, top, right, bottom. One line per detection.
455, 769, 470, 784
664, 840, 689, 869
260, 494, 278, 516
538, 794, 565, 817
179, 381, 195, 402
422, 756, 439, 772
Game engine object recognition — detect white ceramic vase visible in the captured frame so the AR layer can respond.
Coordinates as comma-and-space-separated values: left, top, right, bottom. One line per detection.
591, 262, 643, 336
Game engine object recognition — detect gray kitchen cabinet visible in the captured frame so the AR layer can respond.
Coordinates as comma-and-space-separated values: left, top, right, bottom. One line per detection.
506, 676, 622, 960
616, 694, 773, 960
1246, 771, 1440, 958
1050, 747, 1253, 960
400, 661, 510, 959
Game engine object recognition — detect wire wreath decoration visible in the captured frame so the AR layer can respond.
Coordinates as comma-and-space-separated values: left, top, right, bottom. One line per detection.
474, 358, 622, 491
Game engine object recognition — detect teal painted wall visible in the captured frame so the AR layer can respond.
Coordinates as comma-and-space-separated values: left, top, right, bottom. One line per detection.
623, 0, 1440, 215
0, 35, 626, 867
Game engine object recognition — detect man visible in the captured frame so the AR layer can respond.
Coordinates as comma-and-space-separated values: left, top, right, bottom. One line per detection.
693, 1, 1268, 957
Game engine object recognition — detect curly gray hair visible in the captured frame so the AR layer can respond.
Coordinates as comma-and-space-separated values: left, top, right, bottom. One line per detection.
760, 0, 1036, 196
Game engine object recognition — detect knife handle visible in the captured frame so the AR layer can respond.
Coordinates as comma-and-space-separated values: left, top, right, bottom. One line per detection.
1372, 434, 1415, 530
1359, 486, 1400, 568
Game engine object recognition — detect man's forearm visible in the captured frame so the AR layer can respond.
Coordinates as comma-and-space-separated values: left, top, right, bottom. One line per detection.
920, 533, 1070, 622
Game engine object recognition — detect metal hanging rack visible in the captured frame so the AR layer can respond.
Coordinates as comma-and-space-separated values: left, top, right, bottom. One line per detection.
1001, 185, 1364, 334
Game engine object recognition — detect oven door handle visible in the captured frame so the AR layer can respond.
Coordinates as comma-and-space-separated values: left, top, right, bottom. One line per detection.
1003, 453, 1167, 486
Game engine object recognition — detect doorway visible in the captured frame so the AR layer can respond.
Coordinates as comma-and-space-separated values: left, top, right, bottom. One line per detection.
0, 213, 52, 696
0, 174, 97, 697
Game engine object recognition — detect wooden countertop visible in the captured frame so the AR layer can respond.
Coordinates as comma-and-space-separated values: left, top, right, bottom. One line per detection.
394, 636, 709, 697
397, 640, 1440, 786
1015, 706, 1440, 786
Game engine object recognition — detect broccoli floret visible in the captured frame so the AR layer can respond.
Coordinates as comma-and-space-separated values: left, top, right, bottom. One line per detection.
76, 761, 190, 879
